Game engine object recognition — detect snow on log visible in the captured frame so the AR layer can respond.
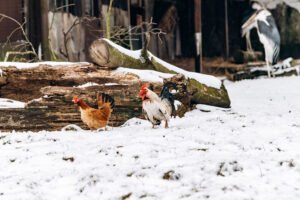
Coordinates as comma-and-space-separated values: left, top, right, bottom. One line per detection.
89, 38, 231, 108
0, 98, 25, 109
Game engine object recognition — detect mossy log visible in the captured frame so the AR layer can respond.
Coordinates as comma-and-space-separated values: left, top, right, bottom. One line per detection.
89, 38, 231, 108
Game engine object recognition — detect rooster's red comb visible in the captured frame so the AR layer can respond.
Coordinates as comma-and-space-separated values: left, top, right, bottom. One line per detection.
140, 84, 150, 90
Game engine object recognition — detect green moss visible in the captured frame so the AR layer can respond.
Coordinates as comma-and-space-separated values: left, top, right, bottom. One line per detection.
187, 78, 231, 108
108, 45, 152, 70
151, 58, 177, 74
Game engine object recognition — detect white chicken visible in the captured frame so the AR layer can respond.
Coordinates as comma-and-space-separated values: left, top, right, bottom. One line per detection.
139, 82, 176, 128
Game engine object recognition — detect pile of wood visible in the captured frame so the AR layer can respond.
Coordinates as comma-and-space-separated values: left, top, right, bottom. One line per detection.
0, 63, 160, 131
233, 58, 300, 80
0, 39, 231, 132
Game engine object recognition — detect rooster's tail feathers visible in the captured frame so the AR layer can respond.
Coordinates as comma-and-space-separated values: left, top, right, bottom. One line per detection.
97, 93, 115, 109
161, 82, 177, 94
160, 82, 177, 98
160, 82, 177, 116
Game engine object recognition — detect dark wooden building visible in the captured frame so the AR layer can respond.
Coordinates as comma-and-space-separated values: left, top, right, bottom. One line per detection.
0, 0, 23, 43
1, 0, 300, 72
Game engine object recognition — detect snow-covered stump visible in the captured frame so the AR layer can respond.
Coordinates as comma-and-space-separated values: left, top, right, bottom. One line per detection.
234, 66, 300, 80
233, 58, 300, 81
0, 62, 176, 131
89, 39, 231, 108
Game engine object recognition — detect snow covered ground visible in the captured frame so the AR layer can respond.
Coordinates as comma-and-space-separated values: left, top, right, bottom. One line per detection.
1, 76, 300, 200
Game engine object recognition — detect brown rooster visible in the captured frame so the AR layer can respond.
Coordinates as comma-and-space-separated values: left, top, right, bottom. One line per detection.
72, 93, 114, 131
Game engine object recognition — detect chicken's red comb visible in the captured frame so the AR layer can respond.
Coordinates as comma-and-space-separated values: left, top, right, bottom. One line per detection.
72, 96, 79, 103
140, 84, 150, 90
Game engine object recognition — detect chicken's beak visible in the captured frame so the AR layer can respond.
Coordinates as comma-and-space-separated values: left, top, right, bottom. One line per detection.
139, 89, 147, 98
139, 90, 147, 101
72, 97, 78, 104
139, 90, 144, 98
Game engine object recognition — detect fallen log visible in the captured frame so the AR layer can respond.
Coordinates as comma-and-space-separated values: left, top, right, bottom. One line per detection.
89, 38, 231, 108
0, 62, 167, 131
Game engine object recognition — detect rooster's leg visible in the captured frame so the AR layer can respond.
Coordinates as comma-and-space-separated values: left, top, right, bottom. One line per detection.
105, 126, 108, 131
152, 124, 155, 129
165, 121, 169, 128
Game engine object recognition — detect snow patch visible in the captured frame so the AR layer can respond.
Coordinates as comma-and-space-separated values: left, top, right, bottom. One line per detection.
104, 83, 121, 86
196, 104, 231, 112
102, 38, 141, 59
295, 66, 300, 75
61, 124, 84, 132
0, 98, 25, 109
75, 82, 100, 88
112, 67, 174, 82
148, 52, 222, 88
0, 61, 89, 69
174, 100, 182, 110
171, 89, 177, 94
282, 57, 293, 68
120, 117, 148, 127
274, 66, 300, 75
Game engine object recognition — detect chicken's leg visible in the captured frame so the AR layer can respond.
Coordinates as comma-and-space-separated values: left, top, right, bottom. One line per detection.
165, 121, 169, 128
266, 61, 271, 78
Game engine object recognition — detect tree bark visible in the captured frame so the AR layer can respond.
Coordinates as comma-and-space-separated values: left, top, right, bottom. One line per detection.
89, 38, 231, 108
41, 0, 51, 60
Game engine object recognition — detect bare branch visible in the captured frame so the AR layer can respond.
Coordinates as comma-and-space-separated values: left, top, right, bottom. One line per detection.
4, 51, 36, 62
62, 17, 81, 60
108, 19, 166, 47
4, 22, 26, 47
55, 3, 75, 11
0, 13, 38, 61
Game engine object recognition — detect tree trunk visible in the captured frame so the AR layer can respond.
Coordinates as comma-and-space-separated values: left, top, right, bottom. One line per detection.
89, 38, 231, 108
41, 0, 51, 60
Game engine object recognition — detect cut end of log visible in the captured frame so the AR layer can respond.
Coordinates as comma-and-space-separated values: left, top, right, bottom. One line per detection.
89, 40, 110, 67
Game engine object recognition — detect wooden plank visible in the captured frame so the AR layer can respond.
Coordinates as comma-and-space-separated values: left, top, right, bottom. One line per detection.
194, 0, 202, 73
41, 0, 50, 60
224, 0, 229, 60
